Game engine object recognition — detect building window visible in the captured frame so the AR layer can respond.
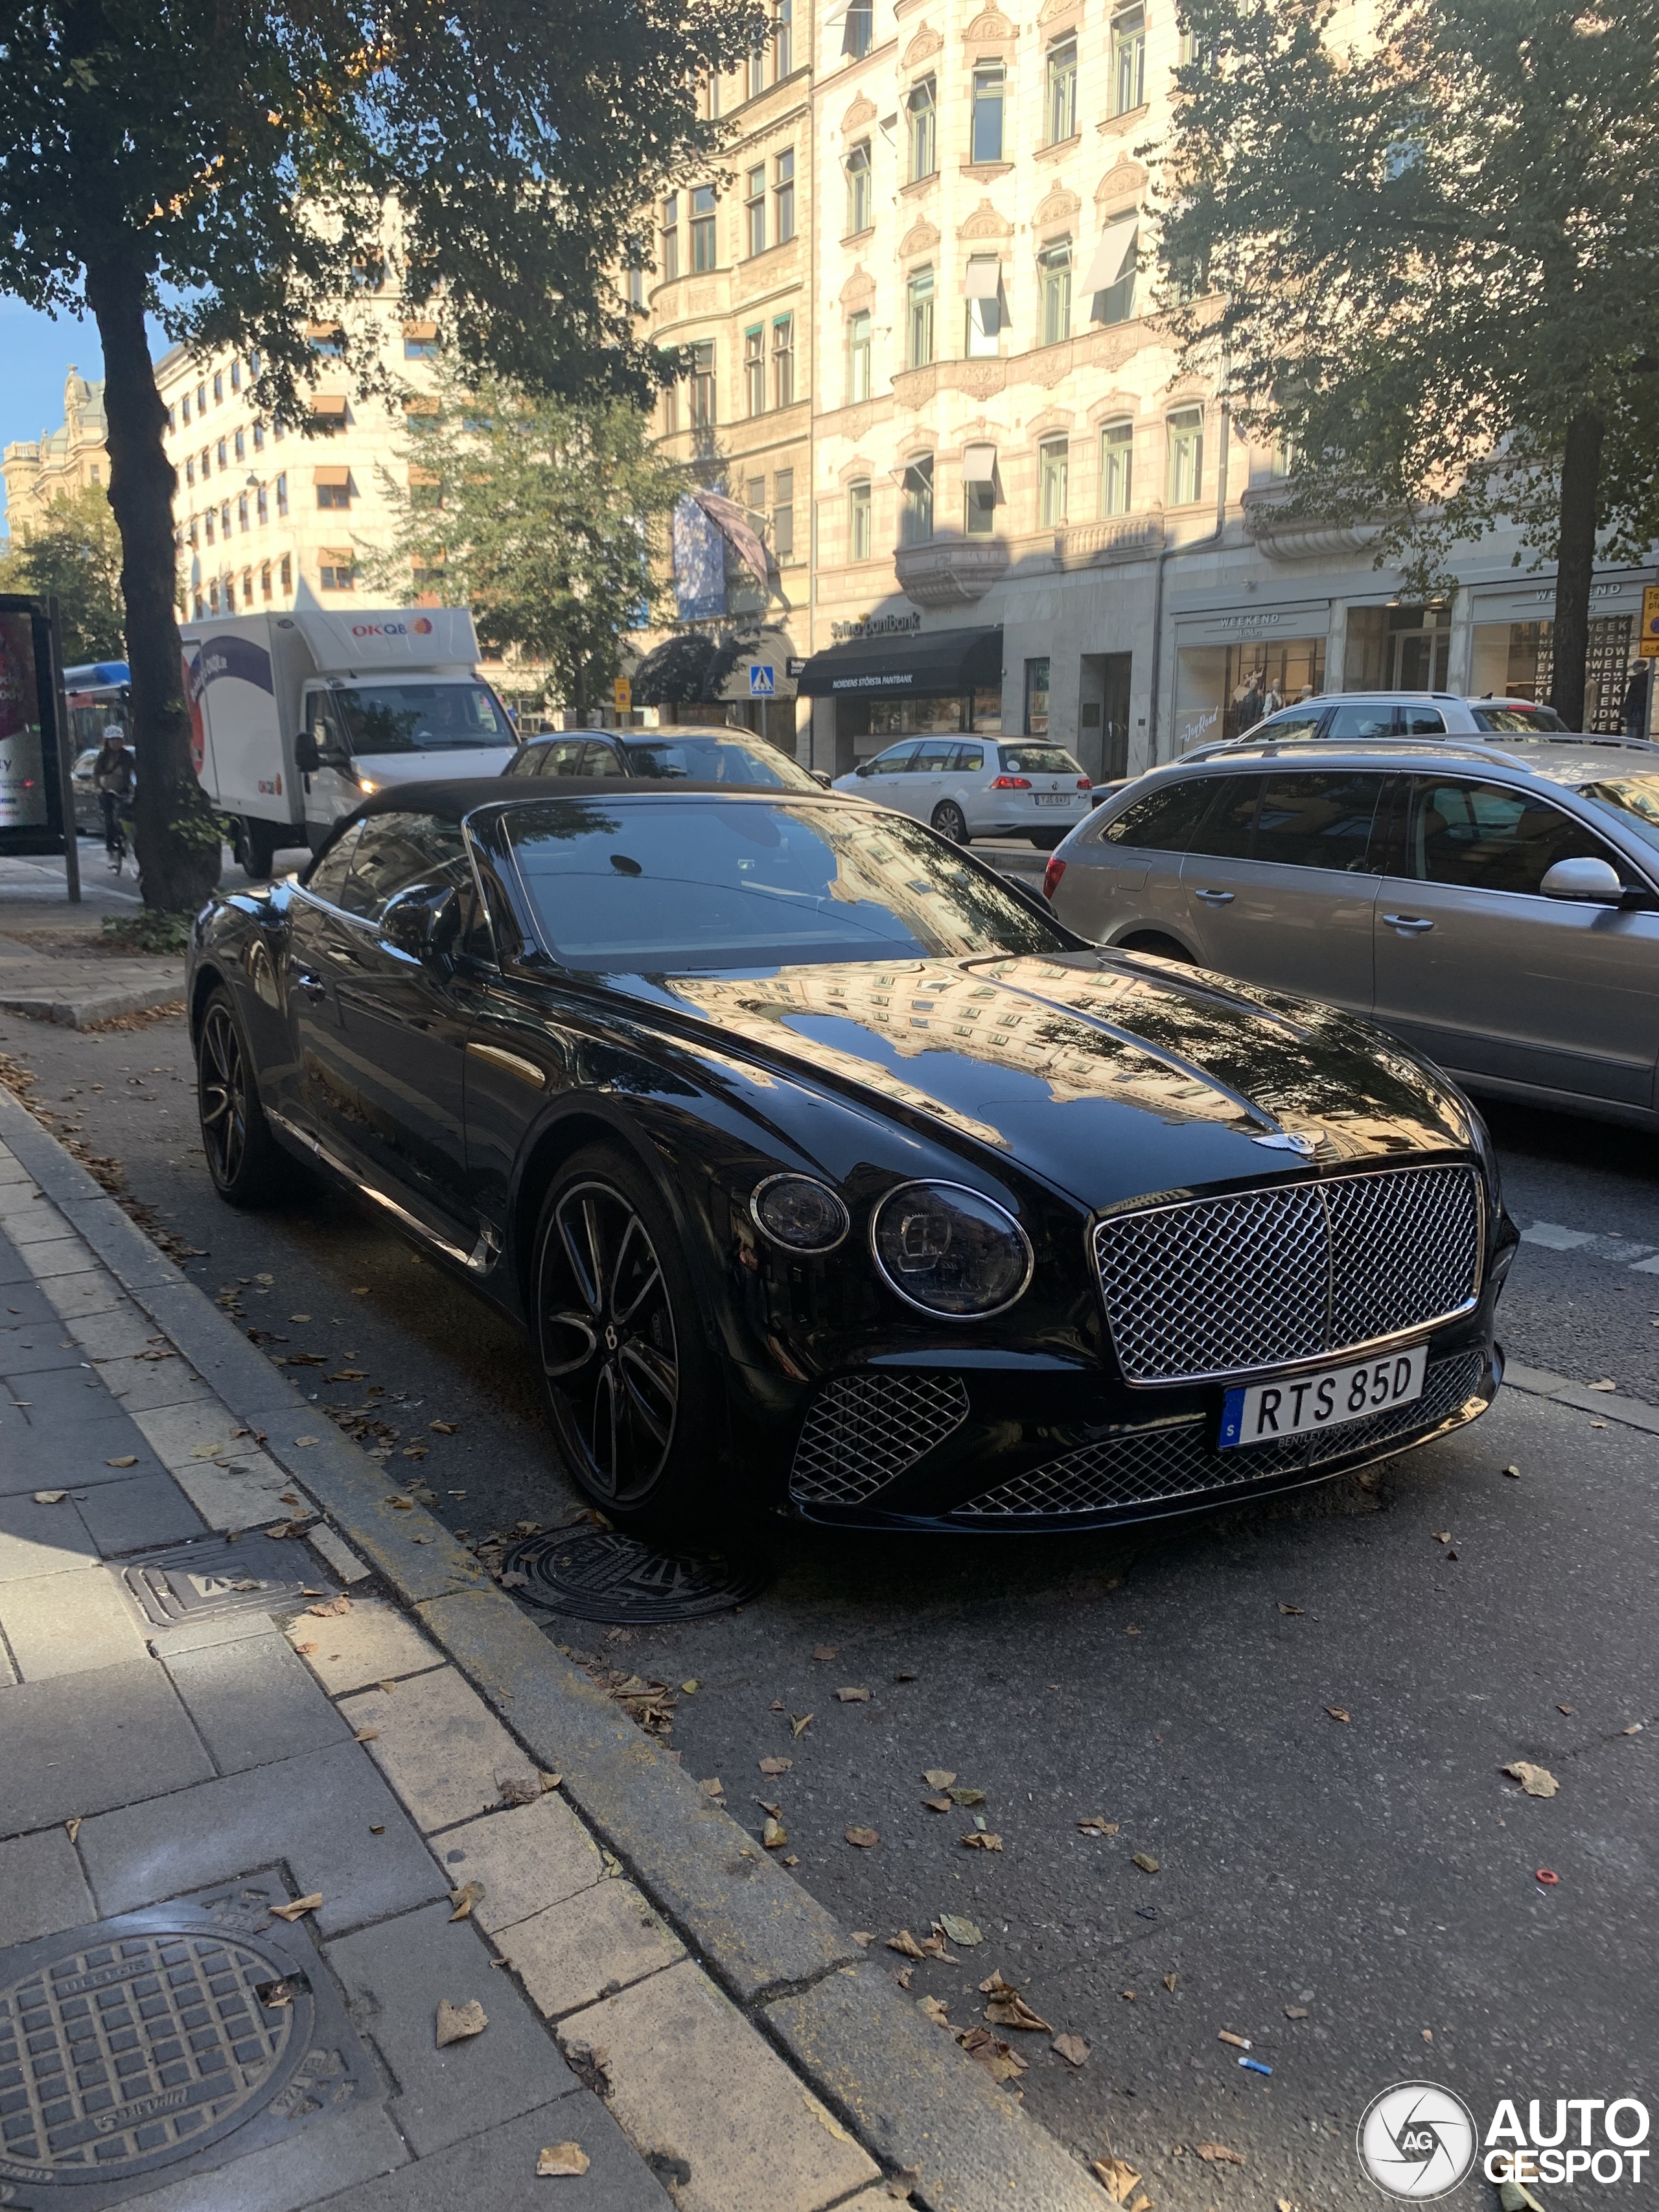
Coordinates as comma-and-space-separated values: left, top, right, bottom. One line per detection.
242, 566, 253, 603
849, 479, 873, 561
745, 326, 766, 415
233, 430, 244, 462
272, 417, 284, 441
627, 262, 646, 309
220, 501, 231, 536
690, 185, 717, 272
1046, 35, 1077, 143
691, 340, 716, 427
187, 517, 198, 546
774, 469, 795, 561
181, 393, 191, 425
774, 0, 793, 77
316, 474, 352, 509
661, 194, 680, 281
1111, 3, 1146, 113
1039, 437, 1069, 526
249, 350, 261, 376
204, 509, 215, 544
906, 267, 935, 368
848, 309, 872, 401
197, 382, 207, 412
745, 166, 767, 257
209, 579, 220, 614
257, 484, 268, 524
772, 316, 795, 407
167, 404, 177, 432
965, 259, 1001, 355
662, 379, 680, 434
213, 371, 224, 402
1093, 226, 1138, 325
252, 421, 264, 451
185, 457, 195, 485
845, 141, 872, 233
900, 454, 934, 544
774, 149, 795, 244
1100, 420, 1133, 514
216, 439, 227, 469
261, 562, 272, 601
1039, 239, 1071, 345
192, 593, 204, 618
907, 77, 936, 181
404, 326, 440, 359
1167, 406, 1204, 504
971, 64, 1004, 163
1025, 657, 1050, 735
964, 450, 997, 533
747, 41, 765, 98
319, 553, 356, 592
237, 493, 249, 531
280, 553, 292, 592
842, 0, 872, 58
230, 360, 242, 391
275, 472, 288, 517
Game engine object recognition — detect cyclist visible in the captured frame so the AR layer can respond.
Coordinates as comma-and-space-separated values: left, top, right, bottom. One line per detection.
93, 724, 136, 865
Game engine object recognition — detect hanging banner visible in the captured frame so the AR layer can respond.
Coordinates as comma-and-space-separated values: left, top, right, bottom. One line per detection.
673, 496, 726, 622
692, 489, 773, 592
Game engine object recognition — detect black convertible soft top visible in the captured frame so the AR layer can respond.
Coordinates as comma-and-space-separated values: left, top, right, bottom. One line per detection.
349, 778, 861, 824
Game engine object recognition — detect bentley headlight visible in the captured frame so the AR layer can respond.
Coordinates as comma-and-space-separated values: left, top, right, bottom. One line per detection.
751, 1174, 850, 1253
870, 1181, 1033, 1318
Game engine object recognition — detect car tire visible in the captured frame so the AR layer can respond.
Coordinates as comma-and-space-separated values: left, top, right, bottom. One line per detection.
234, 817, 279, 878
1118, 931, 1195, 963
195, 986, 291, 1207
532, 1143, 723, 1544
1029, 829, 1066, 851
931, 800, 969, 844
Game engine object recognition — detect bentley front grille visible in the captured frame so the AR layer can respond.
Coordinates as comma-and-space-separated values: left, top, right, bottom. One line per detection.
1093, 1164, 1481, 1386
953, 1350, 1486, 1519
790, 1371, 971, 1508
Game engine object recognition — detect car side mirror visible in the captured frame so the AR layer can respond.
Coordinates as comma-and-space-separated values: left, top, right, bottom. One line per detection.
853, 762, 874, 778
380, 884, 459, 966
810, 769, 832, 788
294, 730, 321, 774
1540, 856, 1627, 904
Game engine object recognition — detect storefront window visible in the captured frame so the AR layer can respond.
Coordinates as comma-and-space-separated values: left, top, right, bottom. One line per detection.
1173, 635, 1327, 751
1468, 613, 1636, 734
1025, 657, 1050, 736
1343, 603, 1450, 692
846, 689, 1004, 755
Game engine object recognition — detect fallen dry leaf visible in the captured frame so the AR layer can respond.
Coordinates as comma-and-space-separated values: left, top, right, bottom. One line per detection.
354, 1727, 379, 1743
1503, 1463, 1520, 1476
894, 1964, 914, 1990
1194, 2141, 1246, 2166
811, 1644, 837, 1660
837, 1686, 870, 1703
535, 2143, 590, 2178
916, 1996, 951, 2029
1078, 1816, 1119, 1837
938, 1914, 982, 1946
448, 1881, 485, 1922
791, 1713, 813, 1738
680, 1679, 700, 1694
1285, 2004, 1310, 2020
1131, 1852, 1159, 1874
922, 1768, 957, 1788
699, 1776, 725, 1800
1590, 1378, 1617, 1391
1277, 1601, 1303, 1616
1093, 2156, 1146, 2206
959, 2025, 1028, 2084
887, 1929, 929, 1960
851, 1931, 877, 1947
105, 1454, 137, 1468
761, 1816, 787, 1849
1504, 1761, 1560, 1798
307, 1596, 351, 1618
922, 1795, 953, 1813
435, 1997, 488, 2047
270, 1894, 323, 1922
64, 1817, 81, 1844
981, 1977, 1052, 2033
378, 1678, 397, 1693
844, 1825, 879, 1848
948, 1786, 986, 1806
430, 1419, 461, 1434
1325, 1706, 1352, 1723
1052, 2032, 1090, 2067
32, 1489, 67, 1504
758, 1756, 793, 1776
962, 1831, 1003, 1852
1163, 1973, 1178, 1993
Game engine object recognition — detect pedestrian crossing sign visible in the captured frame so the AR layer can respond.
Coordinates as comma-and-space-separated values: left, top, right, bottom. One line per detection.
748, 664, 776, 697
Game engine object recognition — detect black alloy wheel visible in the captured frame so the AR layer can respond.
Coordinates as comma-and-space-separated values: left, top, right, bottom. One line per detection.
931, 799, 969, 844
196, 988, 288, 1205
533, 1147, 718, 1537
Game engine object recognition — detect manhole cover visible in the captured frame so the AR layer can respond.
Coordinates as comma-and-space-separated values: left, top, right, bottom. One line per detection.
502, 1528, 771, 1623
121, 1538, 328, 1629
0, 1875, 374, 2207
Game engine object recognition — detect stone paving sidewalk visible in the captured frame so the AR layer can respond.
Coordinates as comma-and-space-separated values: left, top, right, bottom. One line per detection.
0, 1154, 893, 2210
0, 856, 184, 1027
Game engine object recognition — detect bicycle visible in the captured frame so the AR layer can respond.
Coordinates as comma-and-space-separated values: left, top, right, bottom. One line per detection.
102, 794, 133, 875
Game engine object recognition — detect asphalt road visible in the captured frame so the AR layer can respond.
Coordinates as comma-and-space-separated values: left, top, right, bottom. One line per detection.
2, 843, 1655, 2207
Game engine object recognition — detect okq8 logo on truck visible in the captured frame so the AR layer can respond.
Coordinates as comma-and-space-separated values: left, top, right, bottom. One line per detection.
1358, 2082, 1650, 2198
348, 618, 434, 638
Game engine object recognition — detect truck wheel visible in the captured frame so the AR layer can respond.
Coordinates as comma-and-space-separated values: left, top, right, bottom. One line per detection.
235, 818, 279, 878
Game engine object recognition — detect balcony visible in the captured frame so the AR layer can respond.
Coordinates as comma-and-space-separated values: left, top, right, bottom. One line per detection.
894, 533, 1011, 606
1056, 511, 1165, 568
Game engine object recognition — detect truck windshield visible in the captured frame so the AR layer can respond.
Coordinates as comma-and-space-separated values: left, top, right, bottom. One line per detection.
334, 682, 515, 753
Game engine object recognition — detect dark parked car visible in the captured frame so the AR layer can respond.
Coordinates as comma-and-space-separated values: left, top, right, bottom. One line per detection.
187, 780, 1514, 1539
504, 725, 829, 792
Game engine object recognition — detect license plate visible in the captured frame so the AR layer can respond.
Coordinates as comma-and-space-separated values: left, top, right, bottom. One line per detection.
1218, 1344, 1428, 1449
1033, 793, 1074, 807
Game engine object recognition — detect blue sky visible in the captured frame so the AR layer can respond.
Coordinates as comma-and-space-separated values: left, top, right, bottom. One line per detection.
1, 296, 168, 533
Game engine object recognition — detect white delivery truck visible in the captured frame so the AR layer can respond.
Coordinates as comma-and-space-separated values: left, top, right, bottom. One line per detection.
180, 605, 520, 874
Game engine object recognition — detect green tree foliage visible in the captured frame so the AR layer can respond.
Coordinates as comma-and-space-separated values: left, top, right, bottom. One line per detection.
367, 377, 683, 716
1159, 0, 1659, 724
0, 486, 126, 663
0, 0, 762, 911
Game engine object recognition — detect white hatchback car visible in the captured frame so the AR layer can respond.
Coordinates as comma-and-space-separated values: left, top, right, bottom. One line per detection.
832, 736, 1093, 847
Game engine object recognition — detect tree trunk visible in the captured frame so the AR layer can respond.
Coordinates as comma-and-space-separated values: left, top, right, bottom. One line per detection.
83, 252, 221, 914
1549, 410, 1605, 732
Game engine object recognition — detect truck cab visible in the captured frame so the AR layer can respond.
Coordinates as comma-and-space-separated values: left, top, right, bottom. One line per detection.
296, 669, 517, 843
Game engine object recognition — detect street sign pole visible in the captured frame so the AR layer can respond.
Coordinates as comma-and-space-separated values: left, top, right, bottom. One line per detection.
46, 596, 80, 903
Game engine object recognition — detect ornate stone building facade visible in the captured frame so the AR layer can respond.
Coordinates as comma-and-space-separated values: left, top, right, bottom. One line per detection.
2, 369, 110, 531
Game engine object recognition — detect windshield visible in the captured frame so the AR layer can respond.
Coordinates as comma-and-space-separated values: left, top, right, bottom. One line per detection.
1000, 744, 1083, 776
334, 681, 515, 754
503, 798, 1067, 972
623, 736, 820, 791
1577, 775, 1659, 857
1469, 703, 1568, 733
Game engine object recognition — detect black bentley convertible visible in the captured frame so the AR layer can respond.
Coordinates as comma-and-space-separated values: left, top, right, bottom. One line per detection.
187, 779, 1515, 1538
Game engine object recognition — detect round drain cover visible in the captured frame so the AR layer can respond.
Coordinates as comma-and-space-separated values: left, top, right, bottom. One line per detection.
502, 1528, 771, 1622
0, 1928, 308, 2191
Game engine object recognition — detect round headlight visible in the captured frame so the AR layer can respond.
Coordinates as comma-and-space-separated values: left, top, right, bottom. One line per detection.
870, 1180, 1033, 1319
751, 1174, 850, 1253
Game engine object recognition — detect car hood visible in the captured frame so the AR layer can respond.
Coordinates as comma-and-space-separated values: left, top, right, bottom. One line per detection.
636, 951, 1478, 1210
356, 746, 518, 783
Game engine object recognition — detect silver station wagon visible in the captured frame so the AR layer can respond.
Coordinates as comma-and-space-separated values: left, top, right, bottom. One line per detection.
1044, 733, 1659, 1128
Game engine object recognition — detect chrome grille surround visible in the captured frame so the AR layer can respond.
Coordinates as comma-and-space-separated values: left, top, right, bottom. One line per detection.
790, 1371, 970, 1508
1091, 1164, 1483, 1386
954, 1350, 1486, 1518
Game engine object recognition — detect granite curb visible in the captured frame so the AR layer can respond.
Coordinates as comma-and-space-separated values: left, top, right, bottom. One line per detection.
0, 1082, 1110, 2211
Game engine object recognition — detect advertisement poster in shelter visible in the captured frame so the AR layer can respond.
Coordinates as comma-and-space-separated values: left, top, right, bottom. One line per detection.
0, 609, 49, 830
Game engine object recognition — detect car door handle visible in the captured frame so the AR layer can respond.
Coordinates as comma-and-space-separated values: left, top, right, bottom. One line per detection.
1383, 913, 1434, 934
296, 970, 327, 1000
1193, 888, 1235, 905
